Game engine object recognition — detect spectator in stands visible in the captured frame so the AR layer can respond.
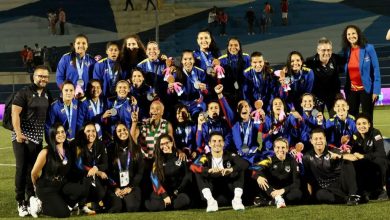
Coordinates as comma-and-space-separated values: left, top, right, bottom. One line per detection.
33, 43, 42, 66
11, 66, 51, 217
26, 47, 34, 73
106, 123, 144, 213
120, 34, 147, 74
47, 9, 57, 35
58, 8, 66, 35
56, 34, 96, 92
123, 0, 134, 11
217, 9, 228, 36
145, 0, 156, 10
303, 128, 362, 205
305, 37, 344, 117
252, 137, 302, 208
41, 46, 51, 72
20, 45, 28, 67
342, 25, 381, 121
264, 2, 272, 26
190, 132, 248, 212
245, 6, 256, 35
208, 6, 218, 31
350, 113, 388, 200
280, 0, 288, 25
386, 29, 390, 40
145, 134, 192, 211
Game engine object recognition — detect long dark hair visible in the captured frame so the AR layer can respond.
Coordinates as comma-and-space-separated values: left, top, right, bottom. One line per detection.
198, 29, 220, 58
120, 34, 147, 71
46, 123, 69, 176
226, 37, 245, 75
342, 24, 367, 51
286, 51, 304, 76
70, 34, 89, 68
85, 79, 102, 100
154, 134, 176, 182
176, 49, 194, 84
112, 122, 141, 163
75, 121, 97, 158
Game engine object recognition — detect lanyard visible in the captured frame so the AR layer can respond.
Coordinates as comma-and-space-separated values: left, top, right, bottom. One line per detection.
184, 126, 191, 144
89, 99, 101, 116
147, 60, 161, 74
113, 99, 126, 109
292, 71, 303, 91
253, 70, 261, 88
76, 56, 85, 80
183, 68, 199, 84
200, 51, 212, 67
107, 60, 118, 84
117, 151, 131, 172
240, 120, 251, 145
64, 102, 73, 127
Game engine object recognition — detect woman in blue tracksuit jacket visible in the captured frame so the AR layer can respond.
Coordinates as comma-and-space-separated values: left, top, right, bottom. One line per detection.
218, 37, 251, 107
193, 29, 221, 102
173, 50, 208, 118
174, 105, 197, 161
242, 51, 279, 112
93, 42, 127, 99
232, 100, 261, 165
342, 25, 381, 120
129, 68, 154, 120
259, 97, 303, 159
106, 80, 137, 137
56, 34, 96, 91
46, 81, 80, 141
78, 79, 109, 140
278, 51, 314, 113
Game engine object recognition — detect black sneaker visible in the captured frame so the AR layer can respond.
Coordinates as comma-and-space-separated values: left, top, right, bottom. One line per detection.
346, 195, 360, 206
253, 196, 271, 207
377, 190, 389, 200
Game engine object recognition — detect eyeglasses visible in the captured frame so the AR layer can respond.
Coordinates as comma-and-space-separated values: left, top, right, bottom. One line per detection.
36, 75, 49, 79
160, 141, 171, 147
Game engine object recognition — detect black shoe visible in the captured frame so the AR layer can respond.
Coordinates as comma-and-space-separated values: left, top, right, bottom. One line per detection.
377, 190, 388, 200
347, 195, 360, 206
253, 196, 271, 207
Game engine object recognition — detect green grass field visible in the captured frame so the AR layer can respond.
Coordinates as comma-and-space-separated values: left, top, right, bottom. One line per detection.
1, 108, 389, 219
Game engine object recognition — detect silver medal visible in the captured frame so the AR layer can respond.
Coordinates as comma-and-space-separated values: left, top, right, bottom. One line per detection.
62, 159, 68, 165
206, 67, 214, 75
234, 81, 239, 90
110, 108, 117, 116
95, 123, 101, 132
77, 79, 84, 87
194, 81, 200, 89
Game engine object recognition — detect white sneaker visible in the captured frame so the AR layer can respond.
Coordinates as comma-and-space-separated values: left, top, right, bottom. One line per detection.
275, 196, 286, 208
29, 196, 42, 218
232, 198, 245, 211
206, 199, 218, 212
82, 205, 96, 215
17, 201, 29, 217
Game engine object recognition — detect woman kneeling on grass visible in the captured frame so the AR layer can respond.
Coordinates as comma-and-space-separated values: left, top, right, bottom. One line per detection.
31, 123, 87, 218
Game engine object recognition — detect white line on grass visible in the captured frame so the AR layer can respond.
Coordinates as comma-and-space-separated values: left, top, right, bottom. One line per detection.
0, 147, 12, 150
0, 164, 15, 167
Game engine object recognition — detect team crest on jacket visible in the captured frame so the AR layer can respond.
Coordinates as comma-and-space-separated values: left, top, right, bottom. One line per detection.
273, 164, 278, 169
175, 159, 182, 166
226, 161, 231, 168
285, 165, 291, 173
